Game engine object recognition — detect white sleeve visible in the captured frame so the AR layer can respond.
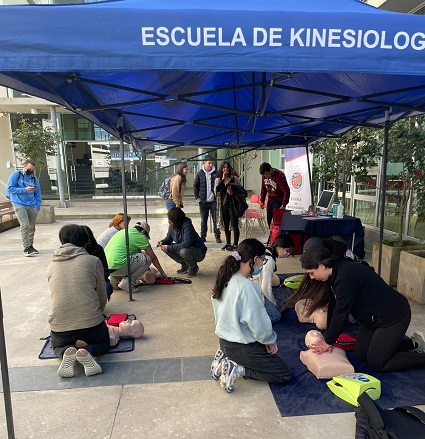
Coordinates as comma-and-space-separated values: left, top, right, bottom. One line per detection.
259, 255, 276, 306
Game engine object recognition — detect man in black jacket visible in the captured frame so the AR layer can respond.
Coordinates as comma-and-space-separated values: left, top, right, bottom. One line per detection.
193, 155, 222, 243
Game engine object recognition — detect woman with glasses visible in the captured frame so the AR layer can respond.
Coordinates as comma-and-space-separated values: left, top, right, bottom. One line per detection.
210, 238, 291, 393
252, 234, 295, 323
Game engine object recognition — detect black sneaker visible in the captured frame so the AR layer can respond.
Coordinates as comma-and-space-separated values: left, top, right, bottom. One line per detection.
24, 247, 36, 257
215, 237, 222, 244
187, 265, 199, 278
177, 265, 189, 274
221, 244, 231, 251
201, 237, 206, 242
29, 245, 39, 254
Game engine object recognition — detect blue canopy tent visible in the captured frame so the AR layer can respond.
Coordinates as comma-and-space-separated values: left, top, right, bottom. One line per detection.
0, 1, 425, 435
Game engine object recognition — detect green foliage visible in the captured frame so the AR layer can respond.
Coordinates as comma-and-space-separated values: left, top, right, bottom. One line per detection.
311, 127, 382, 205
12, 118, 61, 176
386, 116, 425, 244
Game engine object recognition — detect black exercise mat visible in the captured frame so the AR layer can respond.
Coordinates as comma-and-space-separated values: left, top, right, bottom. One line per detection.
269, 307, 425, 417
39, 314, 136, 359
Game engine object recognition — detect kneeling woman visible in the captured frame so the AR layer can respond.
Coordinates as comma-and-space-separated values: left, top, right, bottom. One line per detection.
211, 238, 292, 393
48, 224, 109, 378
290, 247, 425, 372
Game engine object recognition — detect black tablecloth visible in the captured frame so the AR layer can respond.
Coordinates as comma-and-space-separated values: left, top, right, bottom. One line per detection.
280, 213, 365, 258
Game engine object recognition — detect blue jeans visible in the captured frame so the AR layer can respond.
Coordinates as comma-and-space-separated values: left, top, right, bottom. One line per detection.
199, 201, 220, 239
165, 199, 176, 211
14, 204, 38, 249
264, 297, 281, 323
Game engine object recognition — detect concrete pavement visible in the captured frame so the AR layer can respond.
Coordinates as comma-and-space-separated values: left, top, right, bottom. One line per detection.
0, 199, 423, 439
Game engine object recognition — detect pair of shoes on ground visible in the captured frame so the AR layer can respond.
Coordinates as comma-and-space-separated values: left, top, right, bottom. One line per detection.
210, 348, 243, 393
411, 331, 425, 353
221, 244, 237, 251
57, 347, 102, 378
201, 237, 222, 244
23, 245, 38, 257
118, 277, 141, 293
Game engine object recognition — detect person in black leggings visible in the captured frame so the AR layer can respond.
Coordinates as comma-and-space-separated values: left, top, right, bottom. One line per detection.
285, 247, 425, 372
215, 161, 245, 251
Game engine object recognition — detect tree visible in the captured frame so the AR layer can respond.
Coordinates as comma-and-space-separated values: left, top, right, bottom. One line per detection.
12, 117, 61, 177
386, 116, 425, 245
311, 127, 382, 208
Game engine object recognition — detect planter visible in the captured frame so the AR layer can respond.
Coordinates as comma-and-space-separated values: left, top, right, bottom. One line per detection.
397, 250, 425, 304
36, 203, 56, 224
371, 242, 425, 287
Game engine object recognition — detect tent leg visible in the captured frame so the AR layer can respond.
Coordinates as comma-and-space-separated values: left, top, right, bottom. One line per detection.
0, 288, 16, 439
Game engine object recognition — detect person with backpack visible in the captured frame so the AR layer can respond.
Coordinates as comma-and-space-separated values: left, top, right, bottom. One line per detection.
5, 159, 41, 256
288, 246, 425, 373
193, 154, 222, 243
166, 162, 189, 210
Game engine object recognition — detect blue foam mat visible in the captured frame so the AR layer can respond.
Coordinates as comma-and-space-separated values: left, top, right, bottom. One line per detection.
269, 303, 425, 417
39, 314, 136, 359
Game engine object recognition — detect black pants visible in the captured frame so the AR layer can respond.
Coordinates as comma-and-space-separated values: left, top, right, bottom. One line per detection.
266, 200, 282, 227
355, 309, 425, 372
220, 338, 291, 384
221, 204, 240, 246
50, 321, 110, 358
166, 247, 206, 269
199, 201, 220, 239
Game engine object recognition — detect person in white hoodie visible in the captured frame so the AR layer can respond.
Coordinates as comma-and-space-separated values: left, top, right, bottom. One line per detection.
193, 154, 222, 243
210, 238, 291, 393
252, 234, 295, 323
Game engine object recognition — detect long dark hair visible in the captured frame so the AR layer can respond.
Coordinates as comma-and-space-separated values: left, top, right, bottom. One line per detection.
212, 238, 265, 300
167, 207, 186, 230
218, 160, 238, 179
282, 247, 337, 315
268, 233, 295, 259
175, 162, 188, 185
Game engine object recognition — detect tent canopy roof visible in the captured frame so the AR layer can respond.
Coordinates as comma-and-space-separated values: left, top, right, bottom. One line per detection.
0, 0, 425, 150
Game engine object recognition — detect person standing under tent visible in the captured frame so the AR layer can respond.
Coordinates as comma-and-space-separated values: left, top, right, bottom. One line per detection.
259, 162, 290, 227
166, 162, 189, 210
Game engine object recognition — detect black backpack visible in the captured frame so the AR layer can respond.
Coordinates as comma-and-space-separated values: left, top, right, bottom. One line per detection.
355, 392, 425, 439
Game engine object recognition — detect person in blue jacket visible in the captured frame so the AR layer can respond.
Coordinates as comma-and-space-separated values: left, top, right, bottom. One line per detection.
157, 207, 207, 278
6, 159, 42, 256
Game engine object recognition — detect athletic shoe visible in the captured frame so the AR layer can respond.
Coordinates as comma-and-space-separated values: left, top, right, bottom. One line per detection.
215, 237, 222, 244
118, 277, 141, 293
23, 247, 36, 257
210, 349, 226, 381
411, 331, 425, 353
221, 244, 233, 251
29, 245, 39, 254
57, 346, 77, 378
220, 358, 242, 393
187, 265, 199, 278
76, 349, 102, 376
177, 264, 189, 274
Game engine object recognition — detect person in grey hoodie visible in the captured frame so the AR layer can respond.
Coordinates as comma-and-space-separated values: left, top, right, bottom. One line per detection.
193, 154, 222, 243
158, 207, 207, 278
47, 224, 109, 378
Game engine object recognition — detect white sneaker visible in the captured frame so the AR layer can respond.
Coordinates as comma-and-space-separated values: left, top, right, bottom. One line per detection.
118, 277, 140, 293
411, 331, 425, 353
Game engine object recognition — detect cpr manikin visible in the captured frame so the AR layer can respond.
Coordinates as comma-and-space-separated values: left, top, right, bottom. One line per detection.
300, 330, 354, 379
138, 267, 161, 285
107, 319, 144, 347
295, 299, 328, 330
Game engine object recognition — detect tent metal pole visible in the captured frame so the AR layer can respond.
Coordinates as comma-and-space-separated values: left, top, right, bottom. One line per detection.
143, 151, 148, 221
0, 288, 16, 439
377, 108, 391, 276
50, 106, 67, 208
118, 115, 133, 301
305, 142, 314, 208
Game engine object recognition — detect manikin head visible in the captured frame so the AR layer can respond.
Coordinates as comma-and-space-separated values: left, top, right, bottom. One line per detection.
305, 330, 325, 348
119, 319, 144, 338
140, 267, 160, 285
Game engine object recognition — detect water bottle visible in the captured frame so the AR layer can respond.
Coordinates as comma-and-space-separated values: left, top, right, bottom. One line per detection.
337, 203, 344, 219
332, 201, 339, 218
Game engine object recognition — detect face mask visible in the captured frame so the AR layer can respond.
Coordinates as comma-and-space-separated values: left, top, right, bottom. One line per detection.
252, 265, 264, 276
25, 169, 33, 176
278, 250, 291, 258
